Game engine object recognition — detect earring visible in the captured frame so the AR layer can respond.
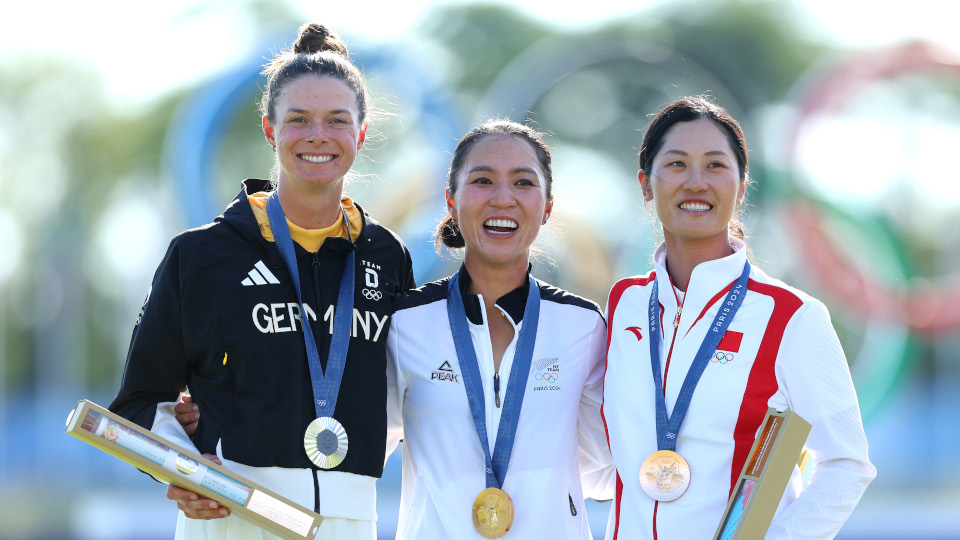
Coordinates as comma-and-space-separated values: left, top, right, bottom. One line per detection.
447, 197, 455, 208
271, 146, 276, 152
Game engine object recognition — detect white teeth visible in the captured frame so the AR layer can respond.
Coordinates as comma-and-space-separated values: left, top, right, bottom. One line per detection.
679, 202, 711, 212
484, 219, 518, 229
301, 154, 333, 163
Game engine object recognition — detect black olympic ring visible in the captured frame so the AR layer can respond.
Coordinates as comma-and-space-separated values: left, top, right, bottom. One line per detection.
712, 352, 734, 364
362, 288, 382, 301
535, 372, 559, 383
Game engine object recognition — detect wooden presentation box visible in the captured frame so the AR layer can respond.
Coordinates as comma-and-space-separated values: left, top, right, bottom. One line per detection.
65, 399, 323, 540
713, 408, 811, 540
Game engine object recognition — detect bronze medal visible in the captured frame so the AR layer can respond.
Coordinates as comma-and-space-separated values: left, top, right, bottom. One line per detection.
640, 450, 690, 502
472, 487, 514, 538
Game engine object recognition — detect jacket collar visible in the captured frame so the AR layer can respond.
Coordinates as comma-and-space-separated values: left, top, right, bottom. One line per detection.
456, 264, 532, 325
220, 179, 382, 262
652, 239, 749, 331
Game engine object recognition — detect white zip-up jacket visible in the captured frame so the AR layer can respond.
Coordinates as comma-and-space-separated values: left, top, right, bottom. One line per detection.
603, 242, 875, 540
387, 267, 614, 539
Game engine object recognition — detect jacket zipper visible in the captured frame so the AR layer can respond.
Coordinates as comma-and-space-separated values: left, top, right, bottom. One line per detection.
655, 279, 685, 538
494, 373, 501, 408
661, 284, 684, 391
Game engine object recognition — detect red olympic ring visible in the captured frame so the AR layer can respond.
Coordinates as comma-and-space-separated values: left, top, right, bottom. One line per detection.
785, 41, 960, 335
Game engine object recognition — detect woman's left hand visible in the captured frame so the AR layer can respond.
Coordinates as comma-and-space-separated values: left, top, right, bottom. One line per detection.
175, 393, 199, 437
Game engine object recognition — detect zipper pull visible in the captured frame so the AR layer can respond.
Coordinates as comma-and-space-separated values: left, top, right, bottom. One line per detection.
312, 253, 321, 267
673, 306, 683, 328
494, 373, 501, 408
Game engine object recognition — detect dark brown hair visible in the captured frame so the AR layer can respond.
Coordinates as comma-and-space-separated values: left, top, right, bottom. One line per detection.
435, 119, 554, 250
638, 96, 749, 240
260, 23, 368, 124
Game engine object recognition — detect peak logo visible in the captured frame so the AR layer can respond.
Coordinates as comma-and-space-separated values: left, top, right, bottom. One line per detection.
431, 361, 459, 383
625, 326, 643, 341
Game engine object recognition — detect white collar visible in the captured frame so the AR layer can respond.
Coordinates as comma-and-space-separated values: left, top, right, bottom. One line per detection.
652, 239, 750, 323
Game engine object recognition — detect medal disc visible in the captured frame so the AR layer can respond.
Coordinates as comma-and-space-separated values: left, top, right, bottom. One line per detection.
472, 487, 514, 538
640, 450, 690, 502
303, 417, 348, 469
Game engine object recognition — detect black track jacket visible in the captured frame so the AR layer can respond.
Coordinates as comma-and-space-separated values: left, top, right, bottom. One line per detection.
110, 179, 415, 478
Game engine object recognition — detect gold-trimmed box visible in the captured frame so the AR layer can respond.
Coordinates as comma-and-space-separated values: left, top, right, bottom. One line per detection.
65, 399, 323, 540
713, 408, 811, 540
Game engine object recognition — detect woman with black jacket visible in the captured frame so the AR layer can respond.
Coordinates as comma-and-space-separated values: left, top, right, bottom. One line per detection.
109, 22, 414, 540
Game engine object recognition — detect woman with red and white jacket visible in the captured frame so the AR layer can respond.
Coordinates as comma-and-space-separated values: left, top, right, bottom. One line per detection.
602, 96, 875, 540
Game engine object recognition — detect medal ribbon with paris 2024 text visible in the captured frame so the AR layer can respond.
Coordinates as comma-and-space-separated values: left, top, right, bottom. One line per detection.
447, 273, 540, 489
266, 191, 355, 433
649, 261, 751, 452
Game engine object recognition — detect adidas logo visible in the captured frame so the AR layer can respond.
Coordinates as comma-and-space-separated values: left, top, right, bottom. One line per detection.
242, 261, 280, 286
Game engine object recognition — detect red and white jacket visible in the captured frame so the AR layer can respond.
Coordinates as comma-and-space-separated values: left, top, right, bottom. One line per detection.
602, 241, 875, 540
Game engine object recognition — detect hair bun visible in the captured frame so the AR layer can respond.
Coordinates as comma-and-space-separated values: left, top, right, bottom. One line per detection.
292, 22, 350, 57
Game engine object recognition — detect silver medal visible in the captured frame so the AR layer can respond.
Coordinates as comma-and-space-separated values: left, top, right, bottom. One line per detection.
303, 417, 348, 469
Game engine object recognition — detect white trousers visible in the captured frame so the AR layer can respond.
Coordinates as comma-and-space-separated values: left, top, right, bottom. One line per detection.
175, 512, 377, 540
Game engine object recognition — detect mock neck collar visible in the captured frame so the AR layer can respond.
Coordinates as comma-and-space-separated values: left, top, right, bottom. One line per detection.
653, 238, 749, 309
456, 264, 533, 325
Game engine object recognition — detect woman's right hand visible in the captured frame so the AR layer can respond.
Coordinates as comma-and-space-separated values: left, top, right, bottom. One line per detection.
166, 454, 231, 519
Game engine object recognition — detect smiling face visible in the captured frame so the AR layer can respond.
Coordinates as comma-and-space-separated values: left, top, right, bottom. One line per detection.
262, 75, 366, 195
450, 135, 551, 272
642, 118, 746, 250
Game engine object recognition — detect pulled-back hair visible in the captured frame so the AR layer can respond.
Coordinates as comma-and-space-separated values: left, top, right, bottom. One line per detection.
260, 23, 368, 124
435, 119, 554, 250
638, 96, 749, 241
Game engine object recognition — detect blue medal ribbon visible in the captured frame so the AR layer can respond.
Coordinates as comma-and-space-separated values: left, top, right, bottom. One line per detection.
648, 261, 751, 452
266, 191, 354, 422
447, 273, 540, 489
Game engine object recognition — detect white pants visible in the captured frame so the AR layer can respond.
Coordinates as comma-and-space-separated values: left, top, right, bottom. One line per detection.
175, 512, 377, 540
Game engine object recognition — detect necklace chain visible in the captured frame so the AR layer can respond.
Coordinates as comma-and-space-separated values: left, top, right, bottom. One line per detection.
484, 302, 506, 317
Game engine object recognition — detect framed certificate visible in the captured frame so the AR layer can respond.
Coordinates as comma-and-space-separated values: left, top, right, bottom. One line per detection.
65, 400, 323, 540
713, 408, 811, 540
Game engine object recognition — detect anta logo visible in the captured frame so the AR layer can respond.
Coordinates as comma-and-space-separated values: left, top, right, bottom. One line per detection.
431, 361, 460, 383
625, 326, 643, 341
251, 303, 389, 342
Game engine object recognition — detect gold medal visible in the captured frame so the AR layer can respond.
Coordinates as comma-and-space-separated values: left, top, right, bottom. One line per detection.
640, 450, 690, 502
303, 417, 348, 469
472, 487, 514, 538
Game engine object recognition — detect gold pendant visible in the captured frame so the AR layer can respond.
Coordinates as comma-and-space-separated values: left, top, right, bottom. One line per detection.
472, 487, 514, 538
639, 450, 690, 502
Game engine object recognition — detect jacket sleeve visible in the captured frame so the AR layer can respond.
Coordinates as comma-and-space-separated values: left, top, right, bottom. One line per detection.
766, 299, 876, 539
578, 312, 616, 501
108, 237, 192, 431
385, 315, 406, 466
401, 244, 416, 290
